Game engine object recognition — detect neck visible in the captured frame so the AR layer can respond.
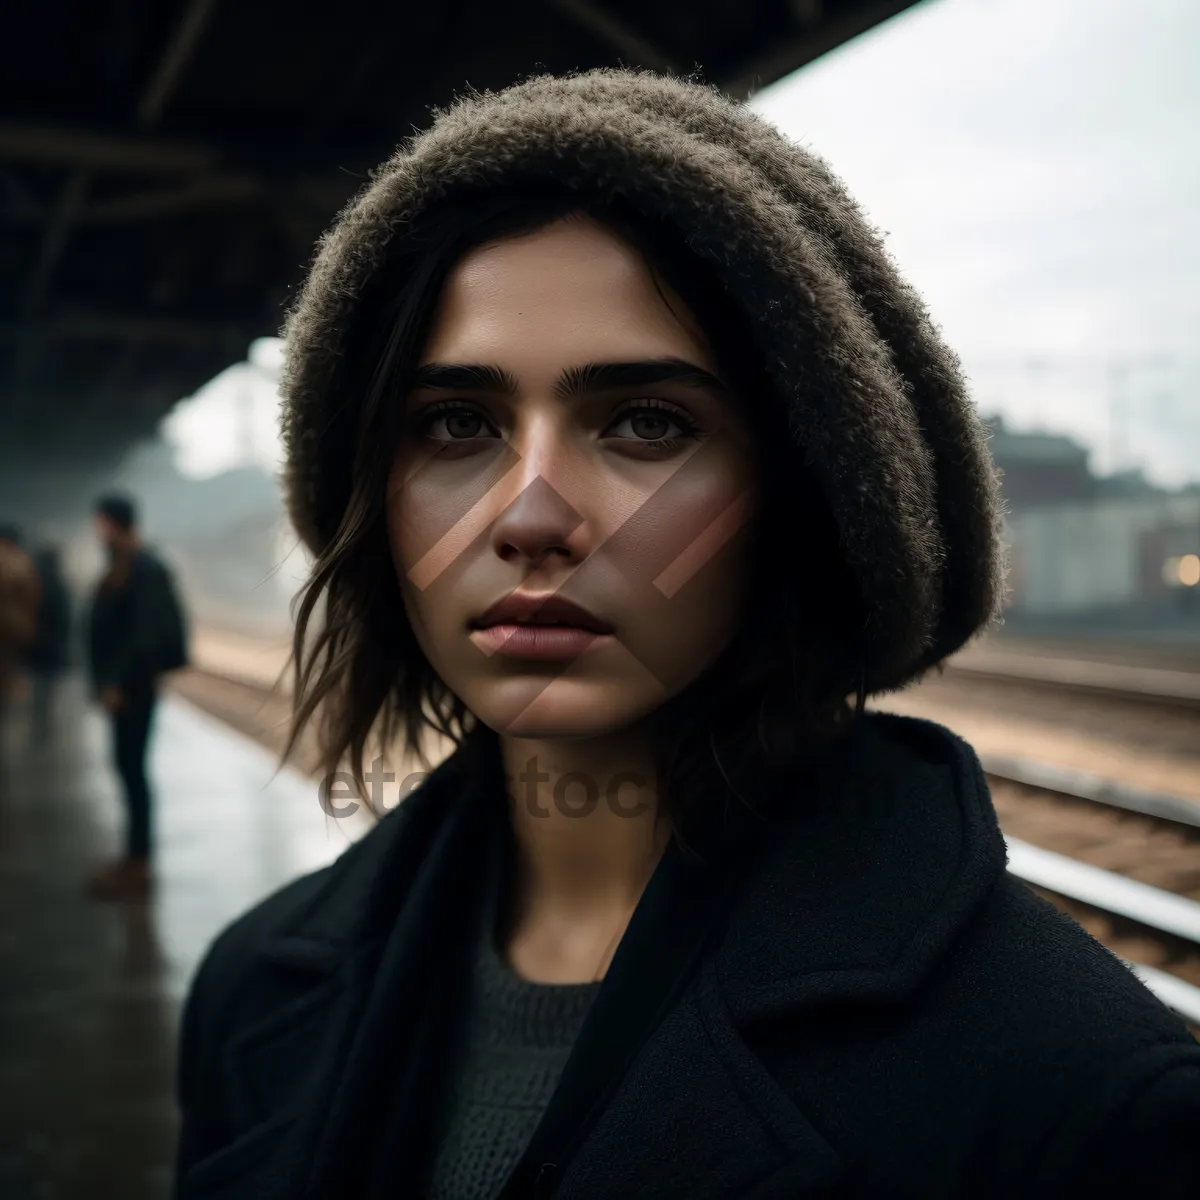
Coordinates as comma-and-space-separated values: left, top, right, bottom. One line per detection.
500, 727, 669, 918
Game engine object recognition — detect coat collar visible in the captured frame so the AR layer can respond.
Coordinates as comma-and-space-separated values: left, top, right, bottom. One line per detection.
714, 712, 1007, 1024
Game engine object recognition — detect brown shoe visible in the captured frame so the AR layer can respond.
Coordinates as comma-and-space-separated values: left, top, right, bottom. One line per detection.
86, 856, 153, 901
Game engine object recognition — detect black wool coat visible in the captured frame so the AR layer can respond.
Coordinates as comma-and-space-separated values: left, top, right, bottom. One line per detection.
173, 714, 1200, 1199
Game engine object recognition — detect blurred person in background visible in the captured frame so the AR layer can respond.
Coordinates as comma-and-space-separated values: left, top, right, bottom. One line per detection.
0, 524, 40, 731
174, 72, 1200, 1199
26, 543, 72, 744
86, 493, 188, 901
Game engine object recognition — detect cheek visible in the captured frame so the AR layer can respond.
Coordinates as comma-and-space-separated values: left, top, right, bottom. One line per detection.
386, 452, 509, 672
596, 442, 755, 609
635, 452, 757, 668
579, 450, 757, 693
615, 521, 754, 695
387, 448, 477, 576
626, 466, 753, 598
388, 442, 527, 589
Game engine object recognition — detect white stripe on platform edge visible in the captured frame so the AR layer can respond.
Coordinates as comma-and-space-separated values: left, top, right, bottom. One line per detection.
1005, 838, 1200, 945
1124, 962, 1200, 1027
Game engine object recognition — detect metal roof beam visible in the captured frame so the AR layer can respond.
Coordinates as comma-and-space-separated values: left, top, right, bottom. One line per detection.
0, 314, 258, 348
1, 176, 349, 224
547, 0, 678, 73
137, 0, 223, 128
8, 0, 223, 406
0, 121, 219, 172
722, 0, 915, 98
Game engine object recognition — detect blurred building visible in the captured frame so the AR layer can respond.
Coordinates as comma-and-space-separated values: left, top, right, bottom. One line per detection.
1005, 494, 1200, 623
985, 414, 1095, 510
984, 415, 1200, 633
161, 465, 296, 635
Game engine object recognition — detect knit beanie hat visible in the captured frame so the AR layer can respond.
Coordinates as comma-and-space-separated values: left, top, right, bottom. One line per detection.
279, 68, 1006, 693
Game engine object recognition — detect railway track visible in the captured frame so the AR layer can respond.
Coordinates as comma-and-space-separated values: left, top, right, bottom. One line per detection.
984, 764, 1200, 1029
946, 646, 1200, 709
171, 659, 1200, 1032
886, 645, 1200, 1030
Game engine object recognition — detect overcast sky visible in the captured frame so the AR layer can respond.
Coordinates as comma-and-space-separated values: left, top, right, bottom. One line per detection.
164, 0, 1200, 486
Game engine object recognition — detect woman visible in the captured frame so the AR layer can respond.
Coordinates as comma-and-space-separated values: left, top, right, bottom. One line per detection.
174, 71, 1200, 1199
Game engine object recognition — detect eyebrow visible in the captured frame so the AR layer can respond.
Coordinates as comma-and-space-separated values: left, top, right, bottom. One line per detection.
408, 358, 728, 399
556, 359, 727, 397
409, 363, 519, 393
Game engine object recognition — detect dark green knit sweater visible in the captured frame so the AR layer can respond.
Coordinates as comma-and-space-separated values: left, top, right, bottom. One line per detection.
427, 847, 601, 1199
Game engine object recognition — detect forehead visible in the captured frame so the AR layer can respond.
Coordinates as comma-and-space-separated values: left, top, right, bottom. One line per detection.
419, 216, 718, 374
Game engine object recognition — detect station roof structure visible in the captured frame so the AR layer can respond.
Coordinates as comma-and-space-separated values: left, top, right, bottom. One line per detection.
1, 0, 920, 468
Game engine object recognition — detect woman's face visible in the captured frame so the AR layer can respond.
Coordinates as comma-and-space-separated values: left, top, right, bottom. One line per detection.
387, 215, 758, 740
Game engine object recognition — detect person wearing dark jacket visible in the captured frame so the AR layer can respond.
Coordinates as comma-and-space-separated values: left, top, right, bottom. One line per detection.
87, 492, 188, 901
172, 71, 1200, 1199
26, 543, 72, 743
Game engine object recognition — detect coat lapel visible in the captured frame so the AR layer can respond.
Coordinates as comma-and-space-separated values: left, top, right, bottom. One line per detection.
714, 713, 1006, 1026
554, 960, 844, 1199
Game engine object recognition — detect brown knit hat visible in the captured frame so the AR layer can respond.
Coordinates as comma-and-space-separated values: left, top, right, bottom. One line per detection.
279, 68, 1006, 693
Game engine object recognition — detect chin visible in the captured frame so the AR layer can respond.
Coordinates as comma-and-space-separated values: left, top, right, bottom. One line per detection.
463, 674, 667, 741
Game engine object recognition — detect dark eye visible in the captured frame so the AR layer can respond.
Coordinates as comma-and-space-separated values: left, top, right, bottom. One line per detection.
415, 404, 495, 441
607, 403, 696, 444
442, 412, 485, 439
629, 412, 673, 440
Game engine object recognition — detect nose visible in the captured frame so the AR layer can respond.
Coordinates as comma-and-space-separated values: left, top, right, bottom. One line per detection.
489, 473, 585, 568
487, 412, 594, 568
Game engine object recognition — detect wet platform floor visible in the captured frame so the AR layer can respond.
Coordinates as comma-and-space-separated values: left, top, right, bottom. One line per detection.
0, 676, 363, 1199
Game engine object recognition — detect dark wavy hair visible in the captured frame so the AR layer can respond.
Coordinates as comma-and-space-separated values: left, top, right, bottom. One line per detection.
284, 185, 867, 837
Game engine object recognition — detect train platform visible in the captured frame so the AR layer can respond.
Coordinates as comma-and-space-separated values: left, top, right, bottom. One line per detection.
0, 676, 370, 1200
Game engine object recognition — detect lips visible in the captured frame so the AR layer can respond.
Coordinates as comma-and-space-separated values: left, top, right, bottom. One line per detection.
471, 592, 614, 635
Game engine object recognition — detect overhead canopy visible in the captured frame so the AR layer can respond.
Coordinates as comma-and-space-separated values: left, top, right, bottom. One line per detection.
0, 0, 920, 468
